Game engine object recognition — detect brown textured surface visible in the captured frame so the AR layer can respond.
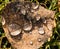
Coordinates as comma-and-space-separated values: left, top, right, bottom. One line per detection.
1, 1, 56, 49
58, 0, 60, 12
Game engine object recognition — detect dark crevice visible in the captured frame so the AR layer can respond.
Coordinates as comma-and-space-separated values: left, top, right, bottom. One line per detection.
1, 37, 11, 48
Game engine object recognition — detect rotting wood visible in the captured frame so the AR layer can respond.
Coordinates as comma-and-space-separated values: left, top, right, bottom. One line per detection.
1, 1, 56, 49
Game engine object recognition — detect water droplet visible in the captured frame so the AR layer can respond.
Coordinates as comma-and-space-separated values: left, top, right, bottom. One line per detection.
42, 18, 46, 23
29, 32, 32, 34
32, 4, 39, 9
21, 9, 26, 15
43, 20, 46, 23
35, 14, 40, 21
38, 38, 41, 42
23, 22, 32, 31
38, 27, 45, 35
8, 23, 20, 32
10, 29, 21, 36
30, 41, 33, 45
40, 17, 46, 23
31, 9, 35, 12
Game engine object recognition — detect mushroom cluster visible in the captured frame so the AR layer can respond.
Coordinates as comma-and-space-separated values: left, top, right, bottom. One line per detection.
1, 1, 56, 49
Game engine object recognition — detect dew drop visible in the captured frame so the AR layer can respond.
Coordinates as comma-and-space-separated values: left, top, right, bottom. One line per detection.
38, 38, 41, 42
21, 9, 26, 15
10, 29, 21, 36
35, 14, 40, 21
30, 41, 33, 45
29, 32, 32, 34
38, 27, 45, 35
8, 23, 21, 32
23, 22, 32, 31
32, 4, 39, 9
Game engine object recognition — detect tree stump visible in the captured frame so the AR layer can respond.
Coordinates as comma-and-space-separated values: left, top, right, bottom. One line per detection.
1, 1, 56, 49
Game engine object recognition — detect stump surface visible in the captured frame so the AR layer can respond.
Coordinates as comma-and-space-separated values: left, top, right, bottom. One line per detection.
1, 1, 56, 49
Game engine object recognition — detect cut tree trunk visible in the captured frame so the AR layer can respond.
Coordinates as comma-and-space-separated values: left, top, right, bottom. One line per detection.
1, 1, 56, 49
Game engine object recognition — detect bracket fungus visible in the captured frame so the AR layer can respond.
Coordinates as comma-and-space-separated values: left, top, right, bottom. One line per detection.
1, 1, 56, 49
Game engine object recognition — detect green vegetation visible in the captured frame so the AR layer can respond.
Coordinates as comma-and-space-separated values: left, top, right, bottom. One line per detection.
0, 0, 60, 49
